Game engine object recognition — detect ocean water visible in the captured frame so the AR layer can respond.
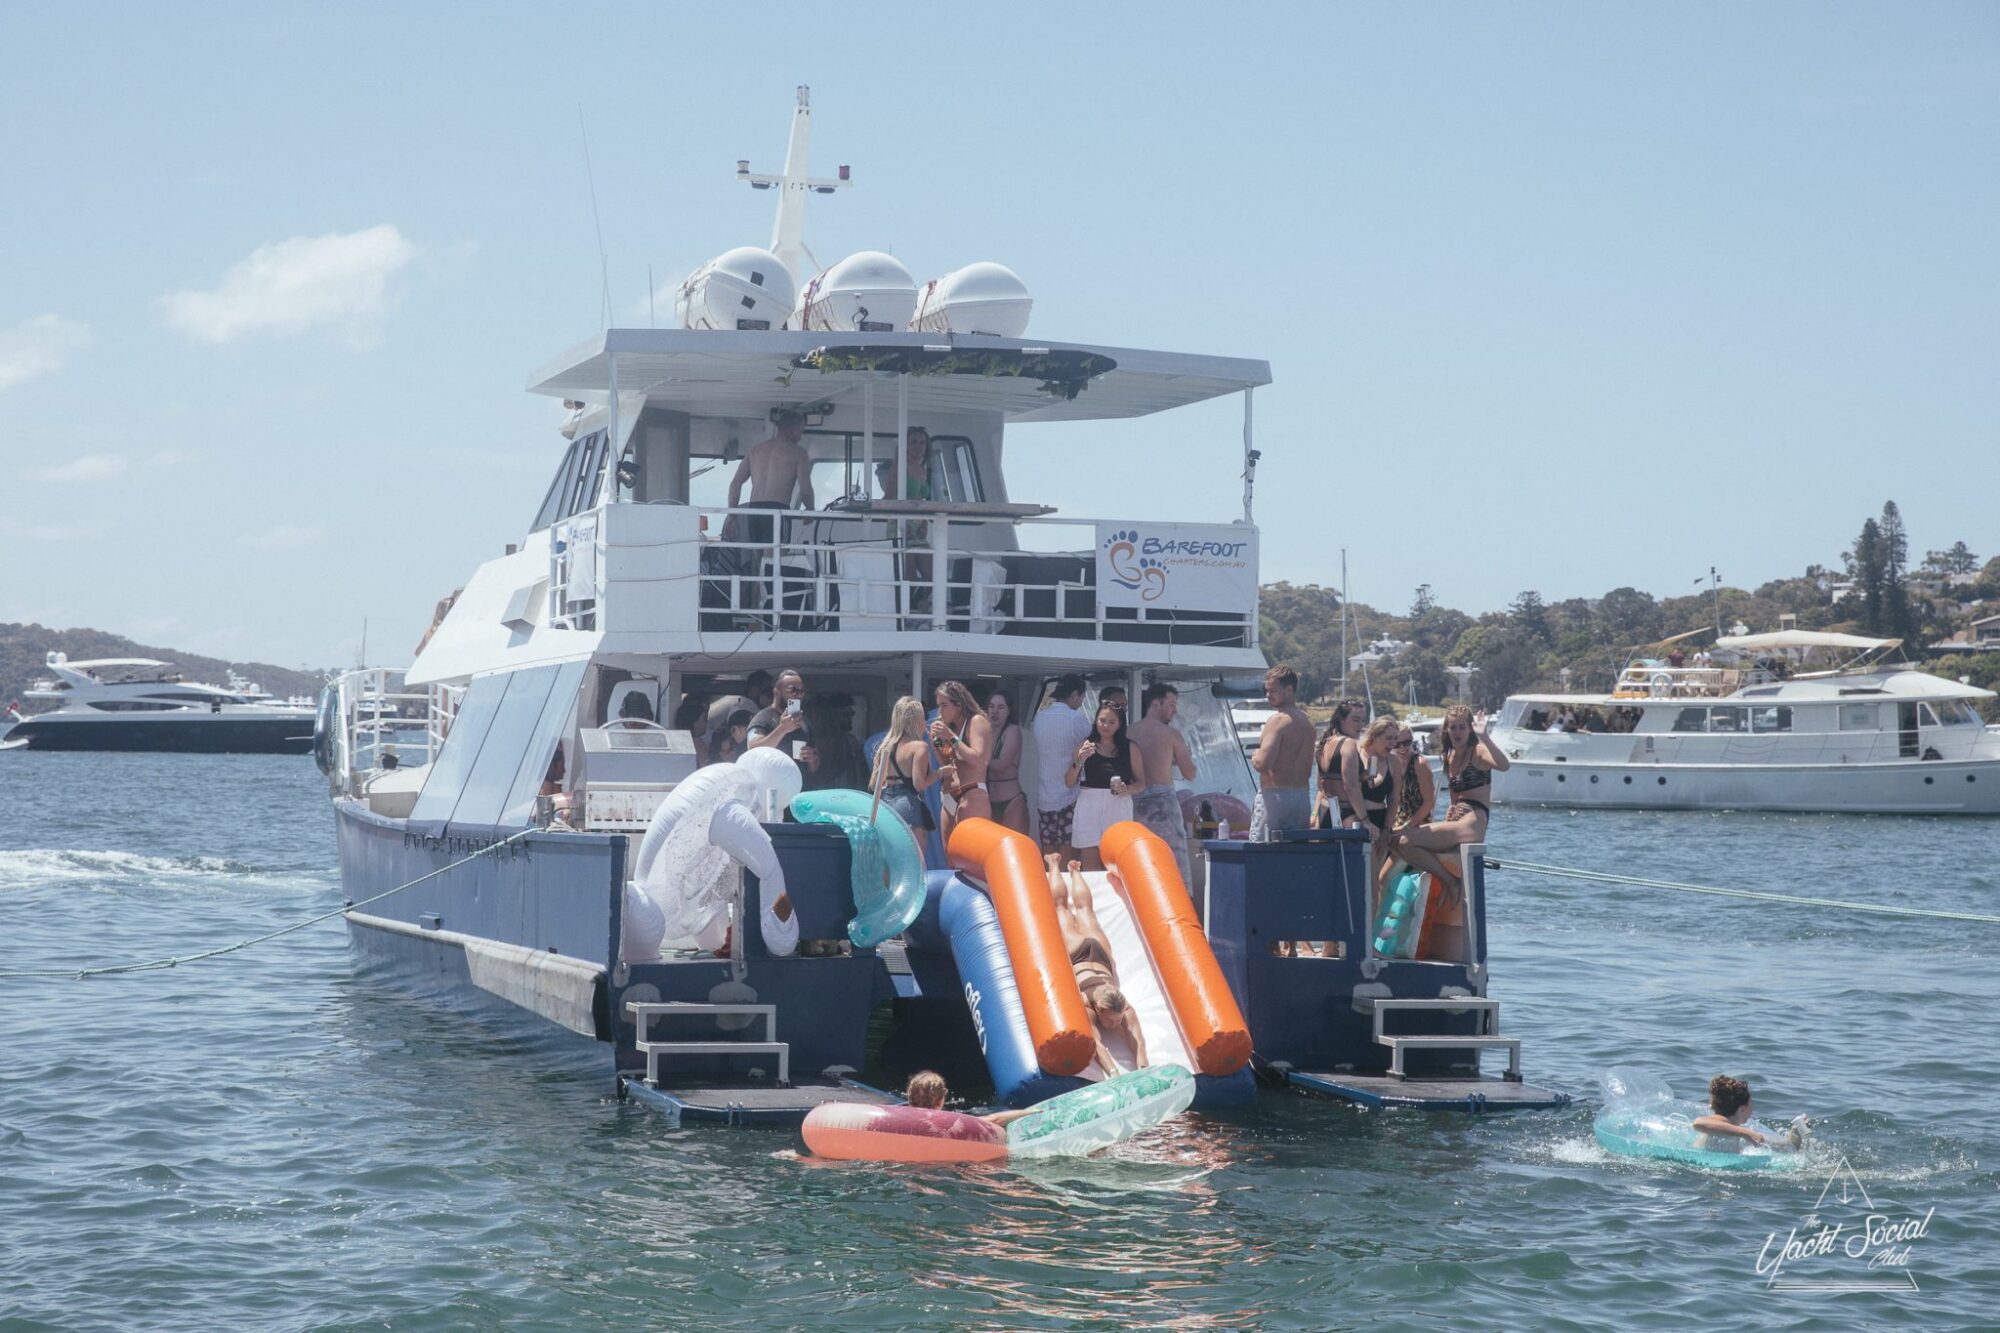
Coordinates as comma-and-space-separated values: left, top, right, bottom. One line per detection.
1, 752, 1996, 1331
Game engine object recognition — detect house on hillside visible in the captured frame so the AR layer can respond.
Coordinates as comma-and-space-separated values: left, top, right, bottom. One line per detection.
1932, 613, 2000, 655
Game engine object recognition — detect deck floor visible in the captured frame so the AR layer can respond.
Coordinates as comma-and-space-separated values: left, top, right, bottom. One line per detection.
621, 1075, 897, 1125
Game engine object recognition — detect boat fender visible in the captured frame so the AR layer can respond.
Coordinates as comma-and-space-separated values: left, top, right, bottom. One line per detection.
801, 1102, 1009, 1163
787, 788, 926, 947
1005, 1064, 1197, 1159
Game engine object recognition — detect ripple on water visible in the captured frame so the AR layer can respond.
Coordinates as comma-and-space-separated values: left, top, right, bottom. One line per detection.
0, 757, 1996, 1329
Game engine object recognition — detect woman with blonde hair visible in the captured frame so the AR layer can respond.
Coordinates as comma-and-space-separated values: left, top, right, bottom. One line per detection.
1384, 704, 1510, 957
870, 697, 938, 859
930, 679, 992, 843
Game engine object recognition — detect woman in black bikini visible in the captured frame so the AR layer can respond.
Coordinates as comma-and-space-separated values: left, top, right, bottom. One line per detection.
984, 690, 1029, 837
1342, 716, 1401, 880
1313, 699, 1365, 829
1386, 705, 1510, 931
1047, 855, 1148, 1078
869, 697, 938, 861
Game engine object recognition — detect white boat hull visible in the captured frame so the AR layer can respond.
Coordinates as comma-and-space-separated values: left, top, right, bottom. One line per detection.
1493, 756, 2000, 815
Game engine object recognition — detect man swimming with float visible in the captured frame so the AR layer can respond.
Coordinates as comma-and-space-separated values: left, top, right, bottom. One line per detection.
1046, 854, 1149, 1078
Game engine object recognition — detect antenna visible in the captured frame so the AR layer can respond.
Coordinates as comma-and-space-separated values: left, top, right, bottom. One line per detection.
737, 85, 852, 282
577, 104, 611, 329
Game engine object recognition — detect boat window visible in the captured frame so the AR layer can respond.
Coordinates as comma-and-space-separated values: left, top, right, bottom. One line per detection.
1839, 703, 1879, 731
1931, 699, 1980, 726
449, 667, 567, 832
142, 691, 243, 704
409, 674, 511, 829
932, 437, 983, 503
1707, 707, 1746, 733
499, 659, 589, 828
531, 438, 586, 532
1672, 708, 1707, 733
530, 430, 612, 532
1750, 706, 1792, 734
86, 700, 181, 711
1159, 680, 1257, 811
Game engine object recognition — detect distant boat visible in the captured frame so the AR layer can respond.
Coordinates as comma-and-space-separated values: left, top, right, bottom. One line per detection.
3, 652, 316, 754
1490, 631, 1999, 814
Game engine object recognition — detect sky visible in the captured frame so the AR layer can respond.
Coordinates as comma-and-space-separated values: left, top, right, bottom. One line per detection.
2, 3, 1995, 669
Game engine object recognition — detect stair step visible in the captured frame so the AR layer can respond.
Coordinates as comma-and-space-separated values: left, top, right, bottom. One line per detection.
635, 1039, 790, 1087
1363, 997, 1497, 1011
1376, 1033, 1520, 1081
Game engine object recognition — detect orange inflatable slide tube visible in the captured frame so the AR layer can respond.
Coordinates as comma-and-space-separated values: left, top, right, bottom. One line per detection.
946, 819, 1095, 1076
1099, 821, 1253, 1075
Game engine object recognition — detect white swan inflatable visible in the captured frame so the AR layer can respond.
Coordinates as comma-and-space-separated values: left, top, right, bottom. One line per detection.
621, 750, 804, 962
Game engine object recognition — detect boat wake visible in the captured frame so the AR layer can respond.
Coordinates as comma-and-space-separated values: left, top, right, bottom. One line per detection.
0, 848, 329, 894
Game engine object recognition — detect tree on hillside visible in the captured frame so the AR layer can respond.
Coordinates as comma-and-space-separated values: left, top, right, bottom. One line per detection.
1878, 502, 1916, 641
1850, 518, 1887, 635
1410, 584, 1435, 618
1257, 582, 1345, 700
1447, 624, 1542, 708
1595, 587, 1662, 647
1920, 542, 1980, 578
1508, 590, 1551, 646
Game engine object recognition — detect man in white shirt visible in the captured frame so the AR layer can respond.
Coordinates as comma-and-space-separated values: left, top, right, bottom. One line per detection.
1032, 674, 1093, 858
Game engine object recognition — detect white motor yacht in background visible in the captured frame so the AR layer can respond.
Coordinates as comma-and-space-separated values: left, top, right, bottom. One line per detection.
1491, 631, 2000, 814
2, 653, 317, 754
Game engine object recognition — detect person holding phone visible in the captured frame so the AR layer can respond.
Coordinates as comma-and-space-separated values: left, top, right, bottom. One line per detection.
1065, 702, 1147, 871
745, 668, 819, 777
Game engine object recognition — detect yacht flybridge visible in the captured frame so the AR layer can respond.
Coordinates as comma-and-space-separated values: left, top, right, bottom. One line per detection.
2, 653, 315, 753
319, 89, 1565, 1124
1491, 631, 2000, 814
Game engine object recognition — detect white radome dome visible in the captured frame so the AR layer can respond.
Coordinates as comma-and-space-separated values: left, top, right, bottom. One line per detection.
676, 246, 796, 331
795, 250, 918, 333
909, 262, 1032, 337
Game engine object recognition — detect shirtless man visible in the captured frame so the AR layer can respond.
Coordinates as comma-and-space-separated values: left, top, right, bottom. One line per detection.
1129, 683, 1197, 884
726, 409, 814, 547
1249, 664, 1314, 841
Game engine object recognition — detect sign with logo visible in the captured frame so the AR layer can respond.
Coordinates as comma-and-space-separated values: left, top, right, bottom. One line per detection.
1754, 1154, 1936, 1292
1096, 522, 1257, 613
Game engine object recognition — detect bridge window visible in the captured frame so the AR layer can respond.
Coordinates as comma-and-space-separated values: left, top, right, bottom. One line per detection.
1750, 706, 1792, 734
1707, 707, 1746, 733
1672, 708, 1707, 733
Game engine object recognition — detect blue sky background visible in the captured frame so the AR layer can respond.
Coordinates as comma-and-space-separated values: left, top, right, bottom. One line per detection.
2, 3, 1994, 668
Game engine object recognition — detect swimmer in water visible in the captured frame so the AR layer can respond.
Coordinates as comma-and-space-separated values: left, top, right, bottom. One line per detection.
902, 1070, 1032, 1125
1691, 1075, 1806, 1151
1047, 855, 1150, 1078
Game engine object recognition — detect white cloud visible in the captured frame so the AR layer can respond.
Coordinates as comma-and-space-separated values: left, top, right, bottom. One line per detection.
159, 224, 417, 349
239, 523, 324, 552
0, 315, 91, 392
30, 454, 127, 483
0, 517, 110, 541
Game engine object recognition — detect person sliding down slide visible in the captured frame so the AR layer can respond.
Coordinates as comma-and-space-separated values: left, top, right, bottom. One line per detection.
1047, 854, 1148, 1077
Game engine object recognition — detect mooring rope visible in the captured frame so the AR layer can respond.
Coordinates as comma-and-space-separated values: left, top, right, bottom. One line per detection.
0, 829, 537, 981
1486, 857, 2000, 927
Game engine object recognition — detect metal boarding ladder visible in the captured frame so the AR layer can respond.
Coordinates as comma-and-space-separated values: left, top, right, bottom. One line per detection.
1368, 997, 1521, 1081
627, 1001, 790, 1087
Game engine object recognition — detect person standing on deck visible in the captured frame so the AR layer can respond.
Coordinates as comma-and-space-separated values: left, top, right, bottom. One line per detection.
1130, 683, 1197, 884
1033, 674, 1093, 858
726, 410, 814, 546
1249, 664, 1314, 840
747, 668, 819, 779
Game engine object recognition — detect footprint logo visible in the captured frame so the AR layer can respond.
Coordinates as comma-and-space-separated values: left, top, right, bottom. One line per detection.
1104, 529, 1143, 590
1138, 556, 1169, 602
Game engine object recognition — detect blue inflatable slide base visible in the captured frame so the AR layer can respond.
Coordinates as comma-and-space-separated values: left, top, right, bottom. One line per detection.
908, 871, 1256, 1110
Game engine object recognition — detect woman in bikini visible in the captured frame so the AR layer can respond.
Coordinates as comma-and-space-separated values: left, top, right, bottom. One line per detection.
930, 679, 992, 845
1385, 704, 1509, 957
984, 689, 1030, 837
1343, 716, 1402, 879
1313, 699, 1365, 829
1046, 855, 1148, 1078
869, 697, 938, 860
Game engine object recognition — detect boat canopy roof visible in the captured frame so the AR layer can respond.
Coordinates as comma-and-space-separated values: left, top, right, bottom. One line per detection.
1715, 631, 1897, 652
50, 657, 172, 670
528, 329, 1271, 424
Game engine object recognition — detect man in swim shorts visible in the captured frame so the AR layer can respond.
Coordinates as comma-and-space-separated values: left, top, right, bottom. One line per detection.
1249, 664, 1314, 840
1129, 683, 1197, 884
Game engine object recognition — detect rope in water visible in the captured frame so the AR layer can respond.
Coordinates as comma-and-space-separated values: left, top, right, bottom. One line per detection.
0, 829, 537, 981
1486, 857, 2000, 926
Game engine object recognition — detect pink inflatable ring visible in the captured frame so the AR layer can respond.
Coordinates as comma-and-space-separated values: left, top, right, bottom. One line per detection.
802, 1102, 1008, 1163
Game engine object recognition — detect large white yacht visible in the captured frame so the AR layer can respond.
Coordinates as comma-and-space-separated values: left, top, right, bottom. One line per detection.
1490, 631, 1999, 814
3, 653, 316, 753
312, 89, 1567, 1123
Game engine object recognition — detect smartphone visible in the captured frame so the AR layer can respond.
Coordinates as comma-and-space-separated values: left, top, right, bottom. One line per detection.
785, 698, 802, 717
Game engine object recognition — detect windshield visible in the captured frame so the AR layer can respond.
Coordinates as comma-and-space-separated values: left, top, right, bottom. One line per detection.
1163, 680, 1257, 809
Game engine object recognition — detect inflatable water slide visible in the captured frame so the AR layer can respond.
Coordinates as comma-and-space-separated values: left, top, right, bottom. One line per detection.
904, 819, 1256, 1108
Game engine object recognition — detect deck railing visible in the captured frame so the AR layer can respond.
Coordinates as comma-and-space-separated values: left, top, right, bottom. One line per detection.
547, 502, 1259, 651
